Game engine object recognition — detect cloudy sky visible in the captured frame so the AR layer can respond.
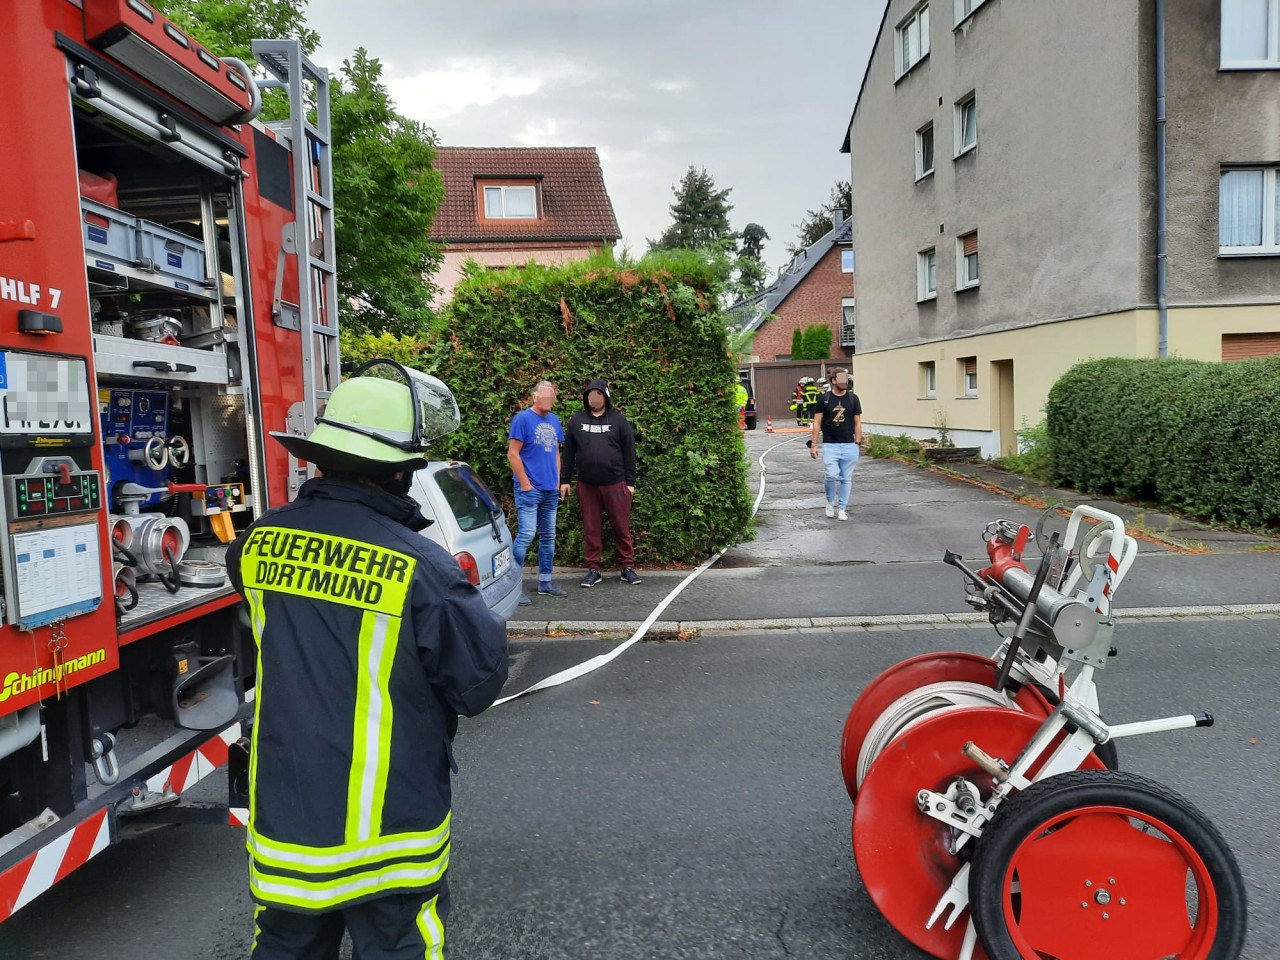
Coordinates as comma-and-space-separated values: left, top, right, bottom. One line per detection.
303, 0, 887, 273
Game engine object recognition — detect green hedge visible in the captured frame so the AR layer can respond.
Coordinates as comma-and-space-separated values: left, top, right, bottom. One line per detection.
340, 330, 434, 369
428, 251, 754, 565
1046, 356, 1280, 528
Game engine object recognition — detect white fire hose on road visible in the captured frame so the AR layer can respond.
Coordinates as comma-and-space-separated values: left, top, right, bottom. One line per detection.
492, 435, 801, 707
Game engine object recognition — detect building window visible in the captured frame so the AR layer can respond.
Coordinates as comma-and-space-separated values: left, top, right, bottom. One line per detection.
482, 184, 538, 219
895, 3, 931, 78
916, 122, 935, 180
960, 356, 978, 397
1220, 167, 1280, 253
921, 361, 937, 398
917, 248, 937, 301
955, 93, 977, 156
957, 231, 980, 287
954, 0, 989, 24
841, 248, 855, 273
1221, 0, 1280, 67
841, 298, 857, 350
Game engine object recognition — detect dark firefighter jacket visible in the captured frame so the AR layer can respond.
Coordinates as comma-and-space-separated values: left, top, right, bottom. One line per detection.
226, 476, 508, 913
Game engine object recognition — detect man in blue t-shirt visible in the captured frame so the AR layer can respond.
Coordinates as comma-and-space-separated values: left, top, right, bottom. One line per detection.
507, 380, 567, 604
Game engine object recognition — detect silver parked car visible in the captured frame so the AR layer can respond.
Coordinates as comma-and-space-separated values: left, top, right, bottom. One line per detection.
409, 460, 522, 620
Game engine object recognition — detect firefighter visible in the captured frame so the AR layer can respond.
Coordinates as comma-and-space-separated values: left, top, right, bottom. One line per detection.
226, 360, 508, 960
802, 377, 823, 424
789, 377, 813, 425
734, 378, 749, 428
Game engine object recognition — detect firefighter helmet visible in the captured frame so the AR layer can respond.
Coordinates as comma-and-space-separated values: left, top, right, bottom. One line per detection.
270, 359, 460, 473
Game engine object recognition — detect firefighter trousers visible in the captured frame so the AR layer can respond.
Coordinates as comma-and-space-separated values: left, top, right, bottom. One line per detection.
251, 881, 449, 960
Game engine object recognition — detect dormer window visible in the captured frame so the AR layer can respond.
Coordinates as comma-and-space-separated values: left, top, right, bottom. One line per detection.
480, 181, 539, 219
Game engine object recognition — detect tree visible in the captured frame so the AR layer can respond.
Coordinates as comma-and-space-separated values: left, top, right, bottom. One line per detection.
154, 2, 443, 336
649, 166, 735, 253
160, 0, 318, 64
787, 180, 852, 256
726, 326, 757, 363
329, 50, 444, 335
788, 324, 834, 361
739, 222, 768, 261
734, 222, 770, 297
803, 324, 833, 360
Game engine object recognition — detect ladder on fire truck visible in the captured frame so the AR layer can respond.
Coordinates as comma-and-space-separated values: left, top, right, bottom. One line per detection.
251, 39, 340, 496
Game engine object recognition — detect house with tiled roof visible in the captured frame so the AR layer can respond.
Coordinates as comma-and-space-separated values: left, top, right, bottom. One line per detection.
731, 214, 856, 362
428, 146, 622, 306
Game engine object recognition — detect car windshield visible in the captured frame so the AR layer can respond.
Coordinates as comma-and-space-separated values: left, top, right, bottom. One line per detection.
434, 465, 499, 532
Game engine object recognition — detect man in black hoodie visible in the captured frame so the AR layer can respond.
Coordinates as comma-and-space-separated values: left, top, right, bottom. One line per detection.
559, 378, 641, 586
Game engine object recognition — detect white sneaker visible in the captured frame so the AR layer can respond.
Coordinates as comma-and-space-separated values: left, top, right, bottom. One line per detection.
825, 503, 836, 518
837, 508, 849, 521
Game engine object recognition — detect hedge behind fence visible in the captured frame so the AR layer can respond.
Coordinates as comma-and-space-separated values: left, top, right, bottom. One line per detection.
429, 252, 754, 566
1046, 356, 1280, 528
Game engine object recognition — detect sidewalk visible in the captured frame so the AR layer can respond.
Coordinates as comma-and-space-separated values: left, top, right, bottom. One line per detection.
939, 459, 1275, 553
509, 424, 1280, 635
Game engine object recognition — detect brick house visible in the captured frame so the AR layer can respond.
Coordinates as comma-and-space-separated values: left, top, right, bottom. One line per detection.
428, 146, 621, 306
733, 215, 855, 362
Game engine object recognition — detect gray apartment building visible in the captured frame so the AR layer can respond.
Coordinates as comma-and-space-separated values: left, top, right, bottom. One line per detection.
843, 0, 1280, 456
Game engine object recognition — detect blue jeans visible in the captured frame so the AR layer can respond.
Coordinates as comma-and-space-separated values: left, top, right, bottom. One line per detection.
513, 486, 559, 579
823, 442, 860, 509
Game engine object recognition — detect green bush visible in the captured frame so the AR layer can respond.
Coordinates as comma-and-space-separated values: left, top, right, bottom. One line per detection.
865, 433, 923, 460
429, 250, 754, 565
996, 420, 1052, 483
1046, 356, 1280, 528
790, 328, 804, 359
340, 330, 434, 370
803, 324, 833, 361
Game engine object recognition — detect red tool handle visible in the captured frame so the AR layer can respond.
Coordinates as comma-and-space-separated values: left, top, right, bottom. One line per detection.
166, 483, 208, 495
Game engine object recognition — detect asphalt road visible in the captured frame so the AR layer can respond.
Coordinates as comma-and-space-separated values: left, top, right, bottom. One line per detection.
3, 620, 1275, 960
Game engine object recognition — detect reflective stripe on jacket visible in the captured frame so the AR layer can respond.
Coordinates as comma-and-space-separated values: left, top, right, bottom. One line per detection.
227, 477, 508, 912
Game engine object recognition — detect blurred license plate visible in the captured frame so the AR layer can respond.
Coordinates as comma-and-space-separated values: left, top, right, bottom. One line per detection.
492, 547, 511, 577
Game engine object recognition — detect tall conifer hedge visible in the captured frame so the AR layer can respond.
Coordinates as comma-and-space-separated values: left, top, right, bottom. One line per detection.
430, 252, 754, 566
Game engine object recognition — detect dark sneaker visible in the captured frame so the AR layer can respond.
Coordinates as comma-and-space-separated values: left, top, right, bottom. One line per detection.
518, 592, 532, 606
538, 582, 568, 598
581, 569, 603, 588
620, 567, 642, 585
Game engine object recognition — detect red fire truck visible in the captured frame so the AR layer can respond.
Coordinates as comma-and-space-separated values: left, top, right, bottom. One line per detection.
0, 0, 339, 918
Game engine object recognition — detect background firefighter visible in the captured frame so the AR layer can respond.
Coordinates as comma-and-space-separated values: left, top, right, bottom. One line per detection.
226, 362, 508, 960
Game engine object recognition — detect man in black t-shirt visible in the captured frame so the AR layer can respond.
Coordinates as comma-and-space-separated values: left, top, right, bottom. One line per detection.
809, 368, 863, 521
